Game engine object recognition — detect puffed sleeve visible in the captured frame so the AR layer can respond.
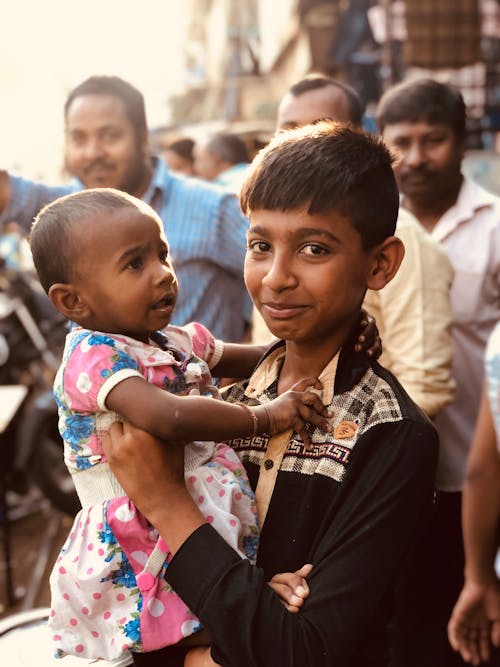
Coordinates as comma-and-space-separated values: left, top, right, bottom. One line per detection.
62, 332, 143, 413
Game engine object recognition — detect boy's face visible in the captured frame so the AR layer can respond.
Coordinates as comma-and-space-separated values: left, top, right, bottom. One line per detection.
71, 208, 178, 341
245, 207, 375, 351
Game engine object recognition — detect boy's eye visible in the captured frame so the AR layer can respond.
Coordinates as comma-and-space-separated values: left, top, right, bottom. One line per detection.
248, 240, 270, 253
301, 243, 327, 256
159, 248, 169, 262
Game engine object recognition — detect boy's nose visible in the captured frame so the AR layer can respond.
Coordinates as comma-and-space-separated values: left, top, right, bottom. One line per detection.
261, 255, 297, 291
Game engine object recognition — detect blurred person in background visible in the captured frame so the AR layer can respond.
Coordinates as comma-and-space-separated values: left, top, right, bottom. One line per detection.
254, 73, 455, 421
162, 137, 196, 177
377, 77, 500, 667
0, 220, 33, 271
194, 132, 251, 194
0, 75, 252, 343
448, 363, 500, 665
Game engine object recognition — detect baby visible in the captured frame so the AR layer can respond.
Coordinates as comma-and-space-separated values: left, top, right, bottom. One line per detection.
29, 188, 330, 661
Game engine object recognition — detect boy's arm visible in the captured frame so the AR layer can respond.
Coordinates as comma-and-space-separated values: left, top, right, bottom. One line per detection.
212, 314, 381, 380
103, 418, 438, 667
211, 342, 269, 379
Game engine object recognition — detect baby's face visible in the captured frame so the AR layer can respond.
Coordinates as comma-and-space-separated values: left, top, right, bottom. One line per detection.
72, 208, 178, 341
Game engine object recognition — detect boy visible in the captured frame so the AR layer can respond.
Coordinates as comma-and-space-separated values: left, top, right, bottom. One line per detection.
104, 122, 439, 666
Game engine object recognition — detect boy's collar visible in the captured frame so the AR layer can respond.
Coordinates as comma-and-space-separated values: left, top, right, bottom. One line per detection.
244, 332, 370, 403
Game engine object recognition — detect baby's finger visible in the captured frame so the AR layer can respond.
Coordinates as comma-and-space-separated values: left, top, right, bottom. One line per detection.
301, 392, 332, 417
298, 402, 332, 434
290, 377, 323, 393
293, 419, 313, 450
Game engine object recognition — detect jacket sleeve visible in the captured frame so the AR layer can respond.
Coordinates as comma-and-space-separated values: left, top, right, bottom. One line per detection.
165, 419, 438, 667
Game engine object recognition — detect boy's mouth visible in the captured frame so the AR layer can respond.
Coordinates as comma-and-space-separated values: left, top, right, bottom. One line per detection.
262, 302, 308, 319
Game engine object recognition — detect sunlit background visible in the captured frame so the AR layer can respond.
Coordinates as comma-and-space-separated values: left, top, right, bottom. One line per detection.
3, 0, 499, 187
0, 0, 188, 180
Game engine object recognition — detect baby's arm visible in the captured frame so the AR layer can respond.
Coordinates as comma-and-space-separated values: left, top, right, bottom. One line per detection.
106, 375, 331, 447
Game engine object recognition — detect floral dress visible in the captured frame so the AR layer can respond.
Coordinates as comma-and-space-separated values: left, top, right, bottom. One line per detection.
48, 323, 258, 660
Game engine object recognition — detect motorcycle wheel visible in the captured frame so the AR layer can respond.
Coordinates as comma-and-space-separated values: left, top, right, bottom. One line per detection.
19, 401, 81, 517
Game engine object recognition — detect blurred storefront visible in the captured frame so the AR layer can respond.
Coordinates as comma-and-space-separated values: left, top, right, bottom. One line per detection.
155, 0, 499, 156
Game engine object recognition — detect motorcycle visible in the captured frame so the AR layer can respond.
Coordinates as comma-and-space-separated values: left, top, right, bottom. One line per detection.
0, 260, 80, 517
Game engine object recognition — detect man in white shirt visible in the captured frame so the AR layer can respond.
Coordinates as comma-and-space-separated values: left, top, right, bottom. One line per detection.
378, 77, 500, 667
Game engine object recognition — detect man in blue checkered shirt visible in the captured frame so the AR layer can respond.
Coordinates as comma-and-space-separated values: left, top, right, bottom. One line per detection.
0, 75, 252, 342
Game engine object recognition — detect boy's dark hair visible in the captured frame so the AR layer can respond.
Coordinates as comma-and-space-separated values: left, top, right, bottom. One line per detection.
240, 121, 398, 250
64, 75, 148, 138
30, 189, 147, 293
376, 78, 467, 140
206, 133, 250, 165
288, 74, 364, 127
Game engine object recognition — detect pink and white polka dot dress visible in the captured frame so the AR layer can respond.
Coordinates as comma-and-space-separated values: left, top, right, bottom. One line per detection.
48, 323, 258, 660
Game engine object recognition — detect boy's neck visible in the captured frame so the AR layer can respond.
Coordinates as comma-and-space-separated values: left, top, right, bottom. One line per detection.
277, 337, 344, 395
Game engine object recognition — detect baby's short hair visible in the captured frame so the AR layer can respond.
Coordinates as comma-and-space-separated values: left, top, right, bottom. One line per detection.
30, 188, 151, 292
240, 121, 399, 250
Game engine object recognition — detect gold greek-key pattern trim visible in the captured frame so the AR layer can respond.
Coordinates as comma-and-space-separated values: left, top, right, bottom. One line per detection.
227, 366, 403, 483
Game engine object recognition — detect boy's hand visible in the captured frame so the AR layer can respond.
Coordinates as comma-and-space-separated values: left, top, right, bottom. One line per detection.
257, 377, 332, 449
354, 309, 382, 358
268, 563, 313, 613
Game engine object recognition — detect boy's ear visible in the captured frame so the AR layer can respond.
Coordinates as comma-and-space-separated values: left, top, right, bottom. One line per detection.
48, 283, 91, 322
367, 236, 405, 291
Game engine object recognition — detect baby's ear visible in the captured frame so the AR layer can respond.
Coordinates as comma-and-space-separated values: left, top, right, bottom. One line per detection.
367, 236, 405, 291
48, 283, 91, 322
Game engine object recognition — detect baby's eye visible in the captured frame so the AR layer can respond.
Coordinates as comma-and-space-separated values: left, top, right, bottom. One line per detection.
159, 248, 169, 262
248, 240, 270, 253
126, 256, 143, 270
301, 244, 327, 256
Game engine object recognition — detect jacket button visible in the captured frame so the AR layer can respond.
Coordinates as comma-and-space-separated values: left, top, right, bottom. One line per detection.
264, 459, 274, 470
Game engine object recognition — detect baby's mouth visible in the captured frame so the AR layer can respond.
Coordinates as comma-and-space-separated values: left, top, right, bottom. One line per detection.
153, 295, 175, 310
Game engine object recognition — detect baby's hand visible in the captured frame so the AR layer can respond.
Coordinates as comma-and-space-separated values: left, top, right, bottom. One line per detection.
260, 377, 332, 449
268, 563, 313, 613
